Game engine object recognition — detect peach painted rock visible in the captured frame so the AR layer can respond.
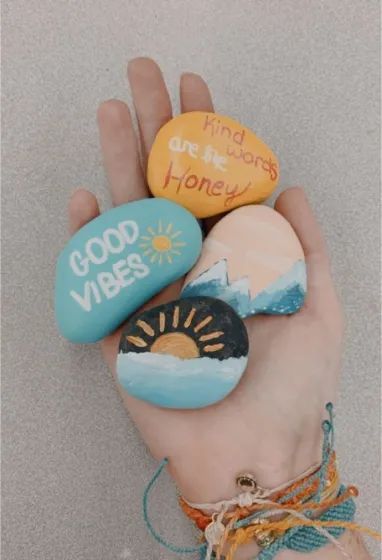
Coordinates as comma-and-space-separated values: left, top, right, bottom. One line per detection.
147, 111, 279, 218
117, 296, 248, 409
182, 205, 306, 318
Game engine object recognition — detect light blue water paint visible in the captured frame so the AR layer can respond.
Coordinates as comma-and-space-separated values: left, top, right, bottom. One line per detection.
117, 352, 247, 409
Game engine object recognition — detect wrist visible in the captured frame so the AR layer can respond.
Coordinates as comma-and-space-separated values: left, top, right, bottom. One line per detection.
171, 434, 324, 559
170, 432, 322, 503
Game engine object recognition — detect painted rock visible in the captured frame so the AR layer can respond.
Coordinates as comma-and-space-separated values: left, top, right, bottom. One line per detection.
55, 199, 202, 343
117, 296, 248, 409
147, 111, 279, 218
182, 205, 306, 318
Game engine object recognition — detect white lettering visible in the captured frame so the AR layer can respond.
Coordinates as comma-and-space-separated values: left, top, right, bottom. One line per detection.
128, 253, 150, 279
69, 220, 154, 311
112, 259, 135, 288
169, 136, 199, 158
85, 237, 108, 265
103, 228, 125, 253
69, 250, 89, 277
97, 272, 121, 299
202, 145, 227, 171
70, 282, 93, 311
119, 221, 139, 245
90, 281, 102, 303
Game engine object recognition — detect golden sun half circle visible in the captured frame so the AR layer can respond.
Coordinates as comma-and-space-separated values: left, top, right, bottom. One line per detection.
150, 332, 199, 359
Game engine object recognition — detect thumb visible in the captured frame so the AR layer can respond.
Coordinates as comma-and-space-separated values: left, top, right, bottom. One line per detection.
274, 187, 341, 320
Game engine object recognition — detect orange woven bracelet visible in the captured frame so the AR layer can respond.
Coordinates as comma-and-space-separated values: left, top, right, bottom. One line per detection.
180, 452, 337, 531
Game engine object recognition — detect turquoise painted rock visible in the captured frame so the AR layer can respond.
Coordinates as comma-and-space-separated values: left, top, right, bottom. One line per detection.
182, 205, 306, 318
55, 199, 202, 343
117, 296, 249, 409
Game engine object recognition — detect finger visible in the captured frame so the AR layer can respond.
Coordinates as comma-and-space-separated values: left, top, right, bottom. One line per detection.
97, 100, 147, 205
180, 72, 214, 112
128, 57, 172, 172
68, 188, 100, 235
274, 187, 338, 311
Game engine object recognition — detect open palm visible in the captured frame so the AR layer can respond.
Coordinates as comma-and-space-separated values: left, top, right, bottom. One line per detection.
68, 58, 343, 508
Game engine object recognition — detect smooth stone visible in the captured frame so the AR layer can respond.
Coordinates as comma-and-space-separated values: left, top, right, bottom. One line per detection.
182, 205, 306, 318
55, 199, 202, 343
147, 111, 279, 218
117, 296, 248, 409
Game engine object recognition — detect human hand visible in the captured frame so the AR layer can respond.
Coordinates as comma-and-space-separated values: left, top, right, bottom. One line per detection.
67, 58, 343, 509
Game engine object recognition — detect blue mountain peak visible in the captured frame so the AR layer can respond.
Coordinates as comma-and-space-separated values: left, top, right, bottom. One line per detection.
181, 259, 306, 318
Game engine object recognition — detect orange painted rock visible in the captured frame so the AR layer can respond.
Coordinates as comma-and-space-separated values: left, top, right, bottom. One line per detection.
147, 111, 279, 218
182, 205, 306, 318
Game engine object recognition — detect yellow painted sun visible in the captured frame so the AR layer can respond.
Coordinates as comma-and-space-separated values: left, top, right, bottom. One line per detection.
126, 305, 225, 359
139, 221, 186, 265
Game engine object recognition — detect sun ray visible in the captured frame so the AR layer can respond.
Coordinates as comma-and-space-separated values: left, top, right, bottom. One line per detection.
166, 254, 173, 264
147, 226, 156, 236
166, 223, 173, 234
194, 315, 213, 333
143, 248, 153, 256
158, 254, 163, 265
203, 343, 225, 353
173, 242, 186, 247
172, 250, 181, 256
170, 230, 182, 240
159, 312, 166, 332
158, 220, 162, 233
140, 236, 151, 241
150, 253, 158, 263
139, 243, 150, 249
173, 306, 179, 328
184, 307, 196, 328
136, 320, 155, 337
199, 331, 224, 342
126, 336, 148, 348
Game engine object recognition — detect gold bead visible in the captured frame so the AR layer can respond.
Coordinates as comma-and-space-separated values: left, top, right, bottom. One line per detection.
348, 485, 359, 497
256, 531, 275, 548
236, 473, 257, 492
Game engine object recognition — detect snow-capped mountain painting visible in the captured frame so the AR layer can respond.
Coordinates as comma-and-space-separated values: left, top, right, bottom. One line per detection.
181, 258, 307, 318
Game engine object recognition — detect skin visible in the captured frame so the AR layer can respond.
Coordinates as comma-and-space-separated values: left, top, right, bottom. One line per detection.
67, 58, 372, 559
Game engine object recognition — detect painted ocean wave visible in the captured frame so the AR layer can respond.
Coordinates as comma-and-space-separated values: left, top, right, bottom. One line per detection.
117, 352, 247, 409
181, 259, 307, 318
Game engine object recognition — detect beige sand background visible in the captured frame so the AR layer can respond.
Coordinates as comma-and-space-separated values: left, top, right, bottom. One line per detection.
2, 1, 380, 558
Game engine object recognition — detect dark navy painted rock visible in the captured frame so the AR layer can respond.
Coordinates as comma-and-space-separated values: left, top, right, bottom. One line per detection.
117, 296, 248, 409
